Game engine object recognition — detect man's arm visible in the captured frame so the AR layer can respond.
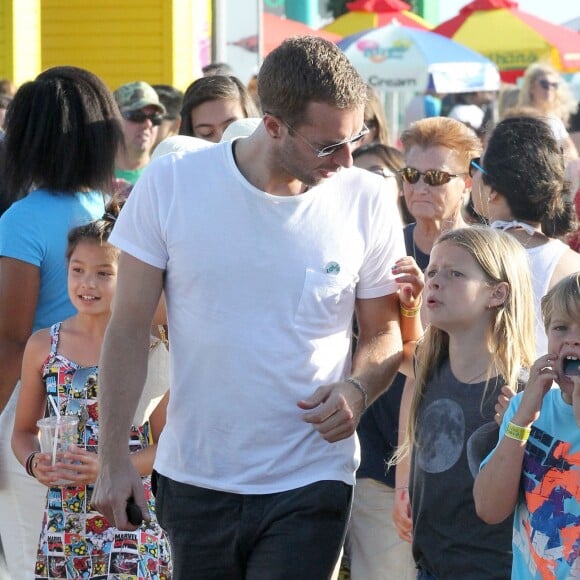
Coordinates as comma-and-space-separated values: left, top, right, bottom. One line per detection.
0, 258, 39, 413
352, 292, 404, 403
299, 292, 403, 442
92, 252, 164, 529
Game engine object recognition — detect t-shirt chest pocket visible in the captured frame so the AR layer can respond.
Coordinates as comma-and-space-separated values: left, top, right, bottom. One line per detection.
295, 268, 358, 334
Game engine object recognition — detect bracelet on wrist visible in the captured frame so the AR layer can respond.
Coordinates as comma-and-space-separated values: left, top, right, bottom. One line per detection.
504, 421, 531, 443
25, 451, 39, 478
344, 377, 369, 411
400, 299, 422, 318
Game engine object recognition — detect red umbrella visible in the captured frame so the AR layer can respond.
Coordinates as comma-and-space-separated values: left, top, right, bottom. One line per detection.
434, 0, 580, 83
230, 13, 342, 56
323, 0, 433, 36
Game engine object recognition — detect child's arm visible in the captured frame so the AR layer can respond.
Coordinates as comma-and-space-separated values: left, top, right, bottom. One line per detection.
392, 376, 414, 543
11, 329, 56, 487
62, 391, 170, 483
473, 353, 556, 524
392, 257, 424, 378
129, 391, 169, 476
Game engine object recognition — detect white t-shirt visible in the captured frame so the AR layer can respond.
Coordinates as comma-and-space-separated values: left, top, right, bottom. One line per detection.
110, 142, 405, 494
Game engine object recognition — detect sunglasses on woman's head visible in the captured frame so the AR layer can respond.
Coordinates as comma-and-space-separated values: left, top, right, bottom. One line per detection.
538, 79, 559, 91
122, 110, 164, 126
469, 157, 488, 178
399, 167, 466, 187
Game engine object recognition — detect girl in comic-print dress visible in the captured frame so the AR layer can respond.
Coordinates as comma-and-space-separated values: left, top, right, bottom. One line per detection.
30, 324, 171, 579
11, 203, 172, 579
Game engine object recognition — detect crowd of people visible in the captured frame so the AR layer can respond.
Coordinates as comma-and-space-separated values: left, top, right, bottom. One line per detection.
0, 34, 579, 580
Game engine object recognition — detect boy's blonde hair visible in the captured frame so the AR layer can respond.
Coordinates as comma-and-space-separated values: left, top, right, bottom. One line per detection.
541, 272, 580, 332
394, 227, 536, 462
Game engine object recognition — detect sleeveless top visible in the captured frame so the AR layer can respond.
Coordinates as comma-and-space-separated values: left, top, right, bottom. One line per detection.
34, 322, 172, 579
527, 239, 568, 355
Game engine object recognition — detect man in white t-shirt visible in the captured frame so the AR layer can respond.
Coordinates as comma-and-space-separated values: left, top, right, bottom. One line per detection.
94, 37, 407, 579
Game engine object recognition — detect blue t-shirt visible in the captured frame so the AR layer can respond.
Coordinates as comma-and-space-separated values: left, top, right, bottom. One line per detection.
0, 189, 106, 331
482, 389, 580, 579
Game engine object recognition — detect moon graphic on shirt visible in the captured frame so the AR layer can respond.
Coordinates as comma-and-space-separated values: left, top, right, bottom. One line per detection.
417, 398, 464, 473
466, 421, 500, 478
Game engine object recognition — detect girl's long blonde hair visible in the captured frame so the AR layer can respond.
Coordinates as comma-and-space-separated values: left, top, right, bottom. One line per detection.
394, 227, 536, 462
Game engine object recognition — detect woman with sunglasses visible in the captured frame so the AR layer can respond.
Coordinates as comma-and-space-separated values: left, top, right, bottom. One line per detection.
517, 63, 578, 162
398, 117, 482, 265
470, 115, 580, 356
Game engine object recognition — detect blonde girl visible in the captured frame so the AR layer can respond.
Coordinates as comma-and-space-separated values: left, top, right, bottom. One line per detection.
396, 227, 536, 579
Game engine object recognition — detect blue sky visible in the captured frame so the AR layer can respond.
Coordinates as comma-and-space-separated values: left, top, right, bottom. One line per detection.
437, 1, 578, 26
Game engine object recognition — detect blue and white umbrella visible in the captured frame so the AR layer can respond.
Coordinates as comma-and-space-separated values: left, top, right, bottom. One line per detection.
339, 22, 500, 93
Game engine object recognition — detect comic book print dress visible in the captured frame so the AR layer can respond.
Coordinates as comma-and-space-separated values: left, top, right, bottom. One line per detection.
34, 323, 172, 579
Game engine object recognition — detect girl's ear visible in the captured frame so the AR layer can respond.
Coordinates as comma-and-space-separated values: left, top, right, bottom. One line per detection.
489, 281, 509, 308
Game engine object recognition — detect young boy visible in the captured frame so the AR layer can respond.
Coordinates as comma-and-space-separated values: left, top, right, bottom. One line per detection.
474, 272, 580, 579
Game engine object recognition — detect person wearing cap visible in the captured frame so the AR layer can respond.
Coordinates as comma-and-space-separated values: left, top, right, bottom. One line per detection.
152, 84, 184, 151
114, 81, 166, 185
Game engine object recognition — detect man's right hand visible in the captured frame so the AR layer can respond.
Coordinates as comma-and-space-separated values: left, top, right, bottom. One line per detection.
92, 459, 150, 531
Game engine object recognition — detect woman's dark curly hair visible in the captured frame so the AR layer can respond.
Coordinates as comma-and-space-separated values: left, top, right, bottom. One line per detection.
482, 116, 575, 236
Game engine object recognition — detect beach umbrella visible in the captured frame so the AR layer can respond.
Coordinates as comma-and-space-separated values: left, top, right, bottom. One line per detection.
434, 0, 580, 83
338, 23, 500, 93
563, 17, 580, 33
230, 12, 342, 56
323, 0, 432, 37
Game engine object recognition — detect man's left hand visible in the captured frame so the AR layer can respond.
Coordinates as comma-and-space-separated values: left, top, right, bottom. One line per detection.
298, 381, 365, 443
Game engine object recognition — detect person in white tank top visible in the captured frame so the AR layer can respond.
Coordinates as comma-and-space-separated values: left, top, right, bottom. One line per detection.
470, 116, 580, 356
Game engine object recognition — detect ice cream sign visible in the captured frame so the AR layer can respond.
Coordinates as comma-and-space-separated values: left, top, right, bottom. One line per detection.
355, 38, 412, 63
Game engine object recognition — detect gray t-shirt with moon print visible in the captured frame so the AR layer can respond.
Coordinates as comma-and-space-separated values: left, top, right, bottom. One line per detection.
410, 358, 512, 579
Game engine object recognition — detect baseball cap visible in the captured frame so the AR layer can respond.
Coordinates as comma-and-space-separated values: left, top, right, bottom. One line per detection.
220, 118, 262, 142
448, 104, 484, 131
114, 81, 166, 115
151, 135, 213, 161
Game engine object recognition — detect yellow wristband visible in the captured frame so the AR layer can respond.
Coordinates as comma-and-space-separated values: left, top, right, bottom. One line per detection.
505, 421, 531, 442
400, 304, 421, 317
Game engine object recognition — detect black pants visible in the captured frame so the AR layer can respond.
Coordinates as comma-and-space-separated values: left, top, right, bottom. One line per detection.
155, 475, 352, 580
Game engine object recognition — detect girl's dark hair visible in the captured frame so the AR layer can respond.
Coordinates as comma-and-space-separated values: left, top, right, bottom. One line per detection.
483, 116, 575, 236
3, 66, 123, 201
66, 198, 123, 260
179, 75, 259, 136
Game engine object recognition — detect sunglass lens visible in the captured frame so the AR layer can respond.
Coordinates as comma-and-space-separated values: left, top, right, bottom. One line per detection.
426, 170, 452, 186
401, 168, 420, 184
125, 111, 163, 125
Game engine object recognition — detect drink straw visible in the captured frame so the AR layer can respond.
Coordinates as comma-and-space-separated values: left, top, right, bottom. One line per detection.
48, 395, 60, 465
48, 395, 60, 417
52, 422, 59, 465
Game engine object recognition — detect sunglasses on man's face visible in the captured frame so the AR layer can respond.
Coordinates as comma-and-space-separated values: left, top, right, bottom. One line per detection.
122, 110, 163, 126
538, 79, 559, 91
399, 167, 466, 187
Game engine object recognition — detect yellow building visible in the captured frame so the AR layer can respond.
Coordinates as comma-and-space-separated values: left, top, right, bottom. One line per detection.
0, 0, 210, 90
